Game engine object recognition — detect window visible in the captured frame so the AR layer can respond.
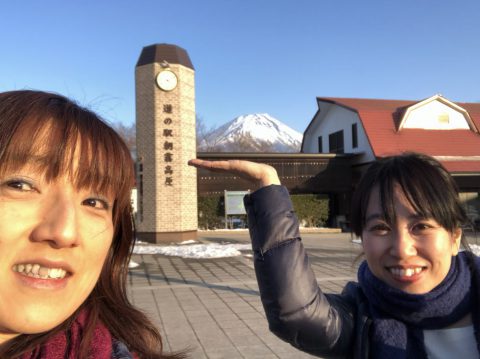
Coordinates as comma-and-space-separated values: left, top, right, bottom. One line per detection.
438, 113, 450, 124
318, 136, 323, 153
352, 123, 358, 148
329, 130, 344, 154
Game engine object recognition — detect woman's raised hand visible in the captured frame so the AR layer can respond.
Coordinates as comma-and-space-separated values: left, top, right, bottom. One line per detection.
188, 159, 281, 188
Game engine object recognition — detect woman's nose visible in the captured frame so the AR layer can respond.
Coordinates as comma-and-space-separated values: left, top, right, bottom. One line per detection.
389, 229, 417, 258
30, 195, 79, 248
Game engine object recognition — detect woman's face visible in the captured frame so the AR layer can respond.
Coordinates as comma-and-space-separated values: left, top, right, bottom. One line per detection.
362, 185, 462, 295
0, 163, 114, 344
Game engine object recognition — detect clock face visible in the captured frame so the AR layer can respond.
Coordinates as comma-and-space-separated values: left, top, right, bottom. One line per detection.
156, 70, 178, 91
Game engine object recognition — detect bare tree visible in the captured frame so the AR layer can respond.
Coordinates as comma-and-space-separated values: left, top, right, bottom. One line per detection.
112, 122, 136, 152
225, 132, 276, 152
196, 115, 223, 151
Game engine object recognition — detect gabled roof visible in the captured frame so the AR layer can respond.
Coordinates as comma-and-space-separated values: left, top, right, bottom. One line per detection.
310, 96, 480, 173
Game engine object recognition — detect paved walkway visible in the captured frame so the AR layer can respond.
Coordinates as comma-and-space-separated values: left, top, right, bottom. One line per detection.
127, 231, 361, 358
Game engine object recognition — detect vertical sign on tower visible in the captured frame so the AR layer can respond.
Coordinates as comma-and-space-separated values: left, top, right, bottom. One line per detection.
135, 44, 197, 243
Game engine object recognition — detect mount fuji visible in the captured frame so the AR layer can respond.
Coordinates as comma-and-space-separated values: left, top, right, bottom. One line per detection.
200, 113, 303, 152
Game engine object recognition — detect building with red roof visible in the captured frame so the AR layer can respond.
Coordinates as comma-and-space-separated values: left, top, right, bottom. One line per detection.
301, 94, 480, 227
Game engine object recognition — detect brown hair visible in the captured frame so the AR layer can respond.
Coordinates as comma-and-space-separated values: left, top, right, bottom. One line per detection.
0, 90, 184, 358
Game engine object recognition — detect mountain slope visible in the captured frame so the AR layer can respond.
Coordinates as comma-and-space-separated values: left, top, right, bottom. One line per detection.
200, 113, 303, 152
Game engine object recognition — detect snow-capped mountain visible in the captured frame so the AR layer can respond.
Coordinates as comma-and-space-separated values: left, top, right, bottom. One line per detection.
200, 113, 303, 152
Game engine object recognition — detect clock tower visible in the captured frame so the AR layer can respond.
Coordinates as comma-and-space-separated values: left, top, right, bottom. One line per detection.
135, 44, 197, 243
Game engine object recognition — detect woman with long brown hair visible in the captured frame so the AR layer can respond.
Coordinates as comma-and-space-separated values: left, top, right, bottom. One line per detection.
0, 90, 183, 358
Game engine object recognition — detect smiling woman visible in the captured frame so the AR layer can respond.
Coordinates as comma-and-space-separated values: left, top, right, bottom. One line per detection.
0, 91, 184, 358
188, 153, 480, 359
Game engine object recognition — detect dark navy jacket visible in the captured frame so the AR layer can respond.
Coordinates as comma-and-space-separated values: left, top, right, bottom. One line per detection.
244, 185, 371, 358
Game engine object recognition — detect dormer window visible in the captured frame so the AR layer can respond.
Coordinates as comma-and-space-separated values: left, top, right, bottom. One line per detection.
398, 95, 477, 132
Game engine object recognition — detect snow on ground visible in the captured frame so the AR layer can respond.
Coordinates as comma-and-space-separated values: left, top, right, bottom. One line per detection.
130, 239, 480, 261
132, 242, 251, 259
128, 260, 140, 268
179, 239, 198, 245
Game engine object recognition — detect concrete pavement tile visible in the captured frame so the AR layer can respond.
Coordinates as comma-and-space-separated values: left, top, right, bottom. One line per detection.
166, 336, 200, 350
189, 321, 218, 332
211, 313, 238, 321
262, 338, 298, 352
207, 306, 231, 314
218, 321, 243, 329
235, 345, 275, 357
186, 316, 215, 325
228, 335, 264, 347
238, 312, 264, 320
276, 350, 321, 358
195, 333, 233, 348
204, 348, 242, 359
183, 309, 211, 316
161, 317, 190, 327
180, 347, 208, 359
181, 304, 208, 311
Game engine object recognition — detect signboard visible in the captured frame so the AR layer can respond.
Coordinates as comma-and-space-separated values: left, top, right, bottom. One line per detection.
224, 190, 250, 215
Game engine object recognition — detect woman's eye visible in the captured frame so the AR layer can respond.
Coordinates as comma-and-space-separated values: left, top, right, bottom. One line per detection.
412, 223, 433, 232
368, 224, 390, 235
6, 180, 34, 192
82, 198, 109, 210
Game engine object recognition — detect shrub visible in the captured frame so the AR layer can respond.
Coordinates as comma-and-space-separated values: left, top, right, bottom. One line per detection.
291, 194, 329, 227
197, 193, 329, 229
198, 195, 224, 229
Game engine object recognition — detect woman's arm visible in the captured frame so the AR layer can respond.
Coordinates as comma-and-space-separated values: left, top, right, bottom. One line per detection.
188, 159, 355, 357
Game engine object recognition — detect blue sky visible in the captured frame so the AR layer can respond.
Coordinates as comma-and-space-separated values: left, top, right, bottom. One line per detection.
1, 0, 479, 133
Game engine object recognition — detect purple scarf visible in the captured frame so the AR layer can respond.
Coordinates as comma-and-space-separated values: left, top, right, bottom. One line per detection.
358, 252, 480, 359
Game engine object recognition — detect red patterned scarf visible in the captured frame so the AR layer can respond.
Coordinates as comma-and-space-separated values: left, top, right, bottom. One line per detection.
20, 309, 113, 359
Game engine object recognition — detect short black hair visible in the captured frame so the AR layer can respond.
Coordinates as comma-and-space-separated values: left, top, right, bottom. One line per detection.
351, 153, 469, 240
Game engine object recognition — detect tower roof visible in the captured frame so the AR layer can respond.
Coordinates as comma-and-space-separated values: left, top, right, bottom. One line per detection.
136, 44, 194, 70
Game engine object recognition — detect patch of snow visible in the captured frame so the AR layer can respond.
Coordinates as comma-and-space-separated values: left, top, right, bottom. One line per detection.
128, 260, 140, 268
179, 239, 198, 245
133, 243, 251, 259
200, 228, 248, 231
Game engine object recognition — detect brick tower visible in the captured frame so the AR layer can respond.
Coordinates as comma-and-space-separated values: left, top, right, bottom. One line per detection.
135, 44, 197, 243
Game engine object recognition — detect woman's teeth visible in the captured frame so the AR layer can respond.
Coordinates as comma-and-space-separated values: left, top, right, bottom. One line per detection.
389, 267, 423, 277
12, 264, 67, 279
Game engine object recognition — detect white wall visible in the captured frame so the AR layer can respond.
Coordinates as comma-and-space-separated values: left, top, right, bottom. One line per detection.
403, 100, 470, 130
303, 103, 375, 162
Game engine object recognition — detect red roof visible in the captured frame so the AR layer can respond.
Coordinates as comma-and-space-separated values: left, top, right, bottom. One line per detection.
315, 97, 480, 173
442, 161, 480, 173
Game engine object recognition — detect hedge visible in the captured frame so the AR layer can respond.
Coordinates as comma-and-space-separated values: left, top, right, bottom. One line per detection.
197, 193, 329, 229
290, 194, 329, 227
198, 195, 224, 229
